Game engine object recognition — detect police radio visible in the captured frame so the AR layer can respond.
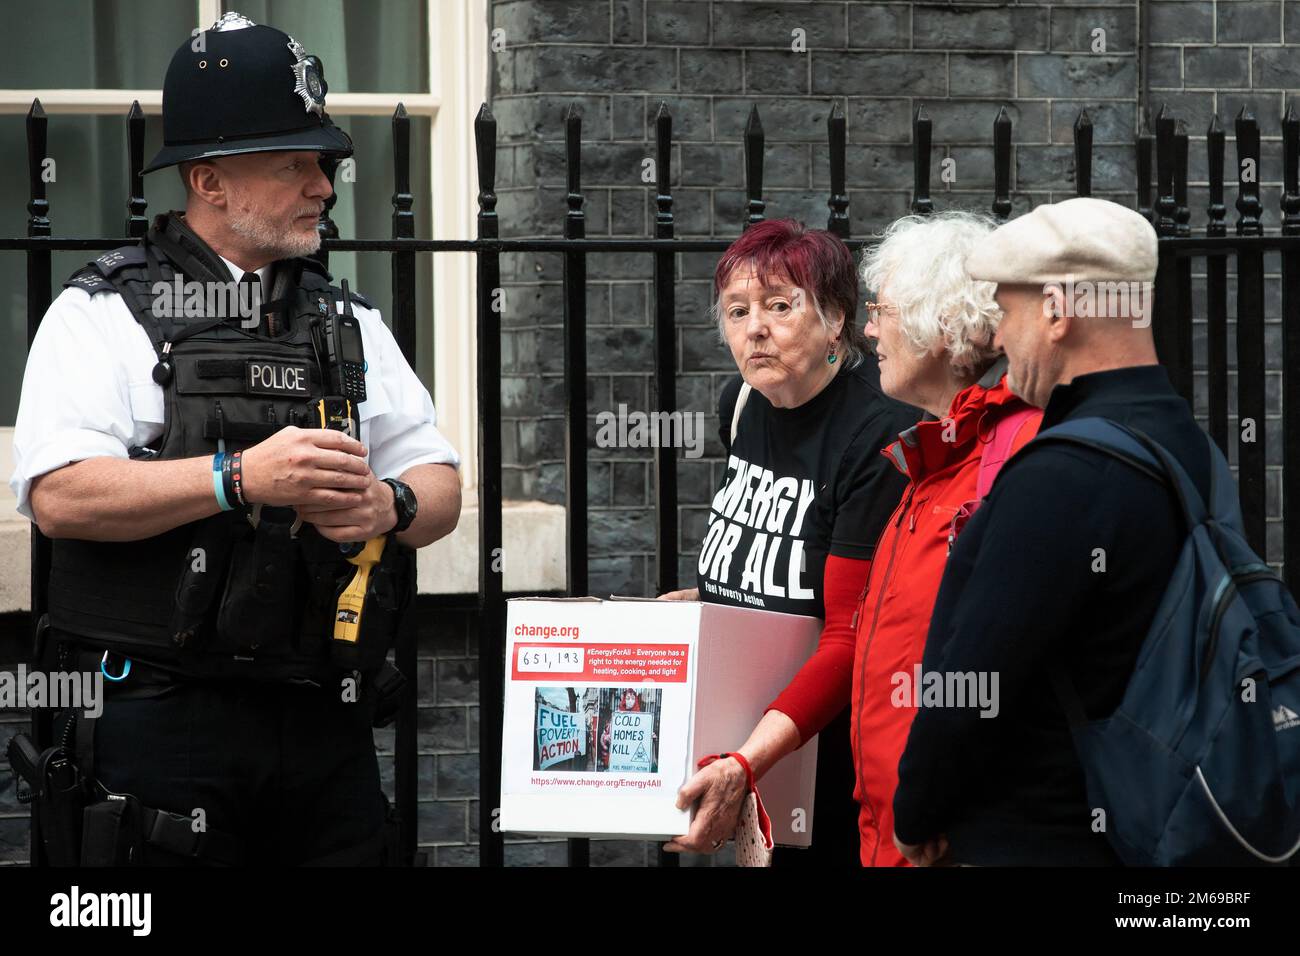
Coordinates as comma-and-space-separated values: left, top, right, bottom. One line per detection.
317, 279, 387, 636
325, 279, 366, 403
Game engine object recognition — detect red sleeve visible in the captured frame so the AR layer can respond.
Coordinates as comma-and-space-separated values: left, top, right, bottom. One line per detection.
764, 553, 870, 746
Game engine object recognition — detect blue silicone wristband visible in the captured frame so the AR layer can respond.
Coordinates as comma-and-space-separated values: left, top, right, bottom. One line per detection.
212, 453, 233, 511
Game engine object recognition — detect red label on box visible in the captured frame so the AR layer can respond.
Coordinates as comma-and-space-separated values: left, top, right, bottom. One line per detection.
511, 643, 690, 682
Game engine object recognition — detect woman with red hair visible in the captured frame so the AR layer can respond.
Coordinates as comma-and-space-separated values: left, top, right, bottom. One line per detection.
659, 219, 917, 865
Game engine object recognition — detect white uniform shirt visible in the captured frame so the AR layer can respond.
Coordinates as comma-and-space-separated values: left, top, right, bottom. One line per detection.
9, 254, 460, 522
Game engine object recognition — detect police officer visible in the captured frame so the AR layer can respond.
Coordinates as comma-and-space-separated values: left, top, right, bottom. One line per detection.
8, 12, 461, 865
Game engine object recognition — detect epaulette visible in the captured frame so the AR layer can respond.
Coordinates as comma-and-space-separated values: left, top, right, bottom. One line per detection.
62, 244, 148, 295
297, 256, 374, 309
298, 254, 330, 278
342, 287, 374, 310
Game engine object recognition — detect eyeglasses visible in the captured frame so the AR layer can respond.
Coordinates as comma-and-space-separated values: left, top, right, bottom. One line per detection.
864, 301, 898, 319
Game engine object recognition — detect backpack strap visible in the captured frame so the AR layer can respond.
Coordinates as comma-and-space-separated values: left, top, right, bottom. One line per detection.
1026, 417, 1210, 529
1205, 434, 1247, 538
730, 382, 752, 445
1043, 419, 1254, 584
1031, 419, 1198, 731
1037, 419, 1250, 749
976, 405, 1039, 500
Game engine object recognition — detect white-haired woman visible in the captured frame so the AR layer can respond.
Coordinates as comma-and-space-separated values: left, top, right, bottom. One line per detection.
851, 211, 1042, 866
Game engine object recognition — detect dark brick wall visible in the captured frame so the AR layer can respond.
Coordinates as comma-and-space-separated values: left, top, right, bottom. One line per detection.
490, 0, 1149, 604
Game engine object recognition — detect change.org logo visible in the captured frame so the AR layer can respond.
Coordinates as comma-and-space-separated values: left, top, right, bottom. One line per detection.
50, 886, 151, 936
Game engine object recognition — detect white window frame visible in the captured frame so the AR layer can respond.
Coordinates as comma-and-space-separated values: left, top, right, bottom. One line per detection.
0, 0, 487, 490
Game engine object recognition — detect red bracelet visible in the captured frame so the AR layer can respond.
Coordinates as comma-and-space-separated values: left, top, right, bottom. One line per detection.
230, 450, 245, 506
698, 752, 756, 793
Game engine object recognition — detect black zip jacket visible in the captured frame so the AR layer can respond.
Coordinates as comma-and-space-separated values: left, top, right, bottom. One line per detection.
892, 364, 1214, 865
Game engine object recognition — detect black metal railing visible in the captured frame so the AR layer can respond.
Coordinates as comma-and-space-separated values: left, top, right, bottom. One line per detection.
6, 95, 1299, 868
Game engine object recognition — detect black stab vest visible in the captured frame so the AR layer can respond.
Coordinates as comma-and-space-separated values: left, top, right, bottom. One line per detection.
47, 215, 386, 684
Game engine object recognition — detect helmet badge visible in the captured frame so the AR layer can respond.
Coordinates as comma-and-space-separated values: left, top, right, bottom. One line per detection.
210, 11, 257, 31
287, 36, 326, 117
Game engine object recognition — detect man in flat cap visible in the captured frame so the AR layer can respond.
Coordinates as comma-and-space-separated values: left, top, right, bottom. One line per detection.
890, 198, 1215, 865
9, 12, 461, 866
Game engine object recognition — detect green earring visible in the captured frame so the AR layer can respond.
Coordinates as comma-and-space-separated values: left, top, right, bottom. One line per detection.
828, 340, 838, 364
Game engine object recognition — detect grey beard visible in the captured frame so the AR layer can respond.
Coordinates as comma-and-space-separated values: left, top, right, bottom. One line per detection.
227, 204, 322, 261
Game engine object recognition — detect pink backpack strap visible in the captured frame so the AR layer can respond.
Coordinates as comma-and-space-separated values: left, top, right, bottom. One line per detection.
976, 405, 1039, 500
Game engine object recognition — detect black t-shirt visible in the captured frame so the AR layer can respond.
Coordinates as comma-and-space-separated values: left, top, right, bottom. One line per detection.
696, 360, 917, 618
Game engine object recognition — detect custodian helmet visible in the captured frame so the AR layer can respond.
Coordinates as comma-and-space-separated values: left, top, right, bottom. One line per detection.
143, 11, 353, 174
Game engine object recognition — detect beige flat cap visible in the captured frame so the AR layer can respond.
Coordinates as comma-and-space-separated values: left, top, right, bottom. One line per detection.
965, 197, 1158, 284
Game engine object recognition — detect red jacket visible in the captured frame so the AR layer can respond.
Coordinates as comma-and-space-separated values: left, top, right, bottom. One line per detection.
850, 371, 1040, 866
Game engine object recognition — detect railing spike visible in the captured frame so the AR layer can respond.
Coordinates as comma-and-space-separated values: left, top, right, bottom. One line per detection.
911, 106, 933, 215
992, 105, 1012, 220
1073, 109, 1093, 198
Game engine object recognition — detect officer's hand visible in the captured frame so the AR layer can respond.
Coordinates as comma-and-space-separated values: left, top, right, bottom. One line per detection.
294, 471, 396, 542
240, 426, 372, 509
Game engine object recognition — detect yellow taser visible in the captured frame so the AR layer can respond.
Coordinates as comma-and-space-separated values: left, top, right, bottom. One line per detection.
333, 535, 387, 658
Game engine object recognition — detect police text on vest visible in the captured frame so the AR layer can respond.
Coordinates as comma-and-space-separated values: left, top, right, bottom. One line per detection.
246, 361, 309, 396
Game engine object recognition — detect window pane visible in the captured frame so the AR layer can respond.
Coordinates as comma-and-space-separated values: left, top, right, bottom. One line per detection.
230, 0, 429, 94
0, 112, 187, 426
2, 1, 429, 94
1, 0, 200, 88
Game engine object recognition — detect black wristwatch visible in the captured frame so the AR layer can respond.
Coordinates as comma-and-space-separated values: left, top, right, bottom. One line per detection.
382, 478, 418, 533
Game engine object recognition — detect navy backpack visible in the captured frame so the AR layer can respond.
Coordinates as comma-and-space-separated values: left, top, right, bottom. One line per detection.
1032, 417, 1300, 866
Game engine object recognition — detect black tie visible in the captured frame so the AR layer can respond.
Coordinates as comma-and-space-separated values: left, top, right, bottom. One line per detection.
238, 272, 266, 334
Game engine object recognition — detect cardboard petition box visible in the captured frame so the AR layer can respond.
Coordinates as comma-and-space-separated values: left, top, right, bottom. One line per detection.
499, 596, 821, 845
